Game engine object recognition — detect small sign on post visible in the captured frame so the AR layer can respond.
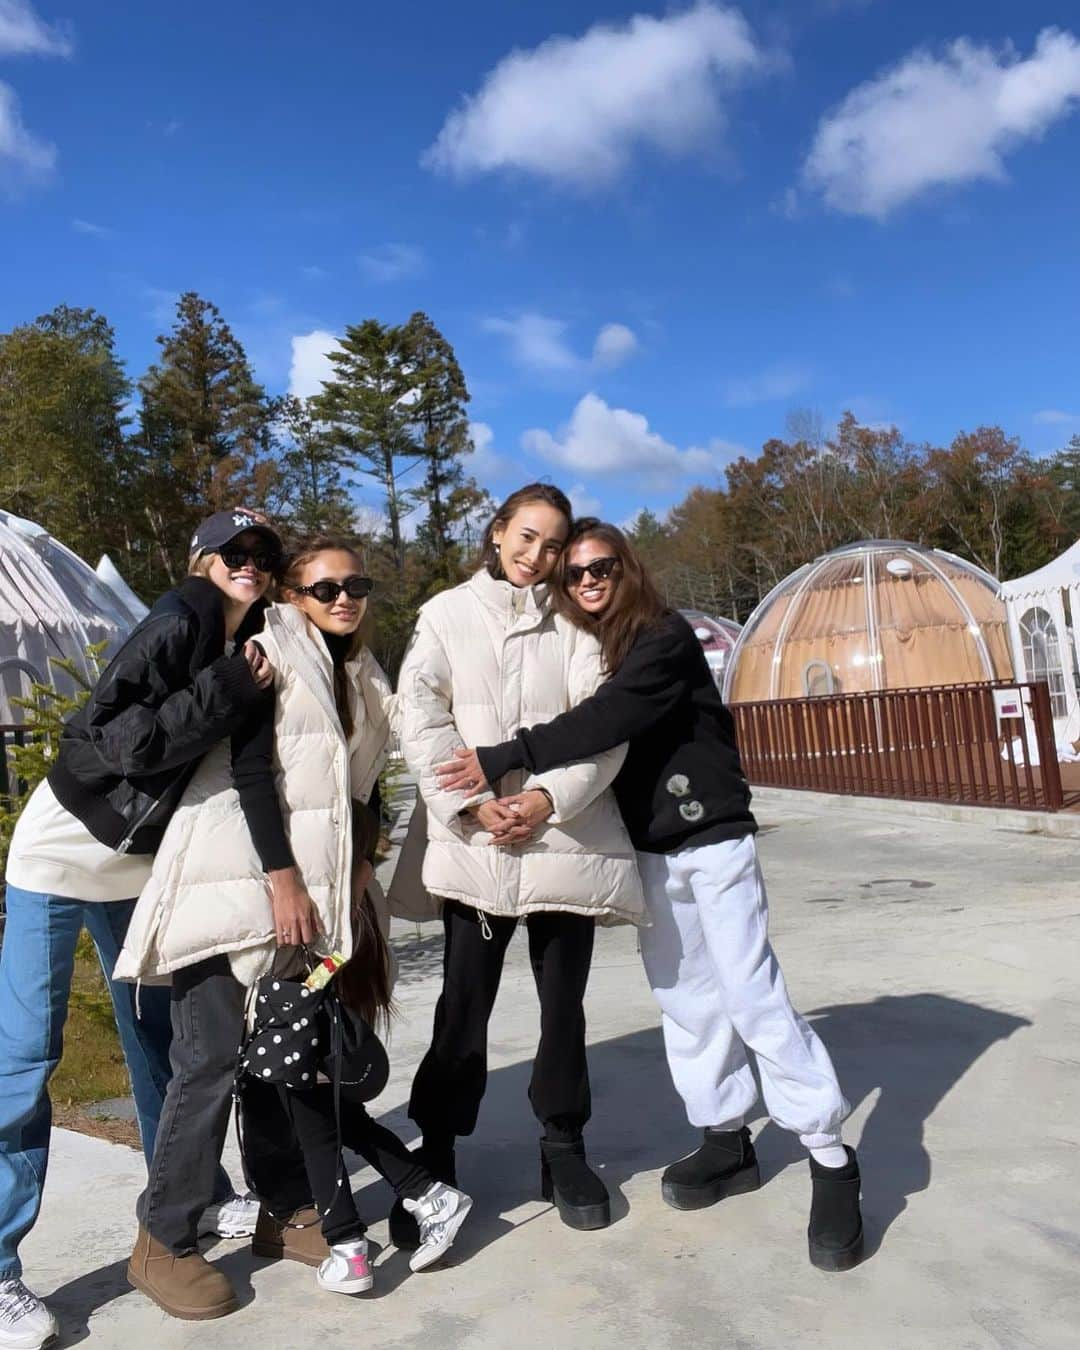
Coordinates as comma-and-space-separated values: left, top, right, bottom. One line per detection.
993, 687, 1028, 720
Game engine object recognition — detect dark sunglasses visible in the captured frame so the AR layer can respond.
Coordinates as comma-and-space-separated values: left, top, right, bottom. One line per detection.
565, 556, 619, 586
218, 546, 282, 573
292, 576, 374, 604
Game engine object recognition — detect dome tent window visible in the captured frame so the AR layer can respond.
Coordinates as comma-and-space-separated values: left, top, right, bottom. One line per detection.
724, 540, 1013, 705
1019, 606, 1068, 719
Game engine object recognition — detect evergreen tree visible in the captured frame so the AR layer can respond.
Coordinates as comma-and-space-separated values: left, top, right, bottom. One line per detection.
275, 394, 355, 537
134, 293, 275, 583
312, 318, 420, 574
402, 312, 472, 579
1049, 433, 1080, 542
0, 306, 132, 567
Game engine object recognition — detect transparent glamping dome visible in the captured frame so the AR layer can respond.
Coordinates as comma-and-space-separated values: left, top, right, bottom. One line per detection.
723, 540, 1014, 704
679, 610, 742, 687
0, 509, 147, 725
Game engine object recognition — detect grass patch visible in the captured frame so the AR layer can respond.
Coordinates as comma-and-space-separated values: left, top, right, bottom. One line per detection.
51, 929, 132, 1108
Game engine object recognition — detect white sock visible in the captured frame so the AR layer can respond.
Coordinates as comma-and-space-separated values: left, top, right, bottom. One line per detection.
809, 1143, 849, 1169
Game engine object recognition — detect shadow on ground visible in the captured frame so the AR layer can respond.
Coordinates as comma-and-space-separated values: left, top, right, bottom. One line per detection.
55, 991, 1028, 1337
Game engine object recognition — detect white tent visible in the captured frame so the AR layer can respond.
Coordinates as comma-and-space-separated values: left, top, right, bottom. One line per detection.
0, 509, 147, 725
999, 541, 1080, 748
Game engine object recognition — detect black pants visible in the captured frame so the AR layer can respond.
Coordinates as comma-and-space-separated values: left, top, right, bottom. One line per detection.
138, 956, 247, 1252
243, 1080, 433, 1245
409, 901, 596, 1143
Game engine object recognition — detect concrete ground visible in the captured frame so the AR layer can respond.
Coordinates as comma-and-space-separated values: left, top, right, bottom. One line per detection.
22, 792, 1080, 1349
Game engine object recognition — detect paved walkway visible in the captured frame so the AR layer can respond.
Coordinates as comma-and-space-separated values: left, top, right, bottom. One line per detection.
22, 794, 1080, 1349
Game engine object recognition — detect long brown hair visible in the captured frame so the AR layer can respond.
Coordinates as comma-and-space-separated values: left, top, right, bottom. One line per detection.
280, 537, 366, 739
281, 539, 394, 1026
335, 804, 394, 1028
478, 482, 574, 577
554, 519, 667, 674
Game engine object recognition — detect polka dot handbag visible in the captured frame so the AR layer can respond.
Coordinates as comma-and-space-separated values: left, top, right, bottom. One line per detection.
241, 972, 328, 1089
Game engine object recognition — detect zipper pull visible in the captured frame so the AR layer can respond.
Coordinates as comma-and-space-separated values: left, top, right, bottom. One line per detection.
478, 911, 493, 942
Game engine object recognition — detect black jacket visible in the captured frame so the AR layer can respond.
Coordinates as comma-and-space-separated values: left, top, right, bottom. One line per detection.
477, 611, 757, 855
48, 577, 267, 855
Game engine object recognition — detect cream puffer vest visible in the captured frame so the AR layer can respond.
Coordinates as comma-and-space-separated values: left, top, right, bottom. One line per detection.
114, 603, 392, 988
392, 569, 645, 926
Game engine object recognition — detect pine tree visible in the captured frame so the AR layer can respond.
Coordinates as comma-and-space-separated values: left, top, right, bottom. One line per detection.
133, 293, 275, 583
0, 306, 132, 567
402, 312, 472, 580
312, 319, 420, 574
275, 395, 355, 537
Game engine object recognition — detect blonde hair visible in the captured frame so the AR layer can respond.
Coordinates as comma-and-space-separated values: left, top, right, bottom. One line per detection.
187, 552, 215, 578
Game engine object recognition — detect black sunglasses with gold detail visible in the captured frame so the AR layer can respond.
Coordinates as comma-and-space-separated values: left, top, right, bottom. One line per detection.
565, 556, 619, 586
292, 576, 374, 604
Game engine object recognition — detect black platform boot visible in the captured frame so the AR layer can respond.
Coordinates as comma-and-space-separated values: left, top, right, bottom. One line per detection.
539, 1137, 611, 1231
661, 1125, 761, 1210
807, 1146, 864, 1272
389, 1139, 457, 1252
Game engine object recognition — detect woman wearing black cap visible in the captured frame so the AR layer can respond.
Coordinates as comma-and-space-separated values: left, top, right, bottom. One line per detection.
0, 510, 280, 1349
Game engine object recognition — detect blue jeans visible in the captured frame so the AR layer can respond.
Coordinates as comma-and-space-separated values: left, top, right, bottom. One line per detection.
0, 884, 177, 1280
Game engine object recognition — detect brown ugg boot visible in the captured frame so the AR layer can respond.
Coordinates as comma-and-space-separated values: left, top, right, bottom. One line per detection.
250, 1205, 330, 1267
127, 1225, 238, 1320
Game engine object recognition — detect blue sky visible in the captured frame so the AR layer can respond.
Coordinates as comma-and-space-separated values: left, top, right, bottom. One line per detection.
3, 0, 1080, 529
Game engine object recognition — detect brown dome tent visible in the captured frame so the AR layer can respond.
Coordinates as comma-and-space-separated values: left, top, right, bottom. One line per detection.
724, 540, 1013, 706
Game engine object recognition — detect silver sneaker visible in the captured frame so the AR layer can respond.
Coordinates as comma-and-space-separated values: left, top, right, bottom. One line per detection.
403, 1182, 473, 1272
198, 1192, 261, 1239
0, 1279, 58, 1350
317, 1238, 374, 1295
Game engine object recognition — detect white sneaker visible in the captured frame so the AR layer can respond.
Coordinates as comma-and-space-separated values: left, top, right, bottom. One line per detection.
316, 1239, 374, 1295
198, 1192, 261, 1239
403, 1182, 473, 1272
0, 1279, 58, 1350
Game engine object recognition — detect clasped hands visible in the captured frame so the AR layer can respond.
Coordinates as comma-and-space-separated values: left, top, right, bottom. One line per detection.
436, 748, 551, 846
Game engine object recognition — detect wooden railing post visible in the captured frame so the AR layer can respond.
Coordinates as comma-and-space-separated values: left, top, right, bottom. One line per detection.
729, 681, 1064, 814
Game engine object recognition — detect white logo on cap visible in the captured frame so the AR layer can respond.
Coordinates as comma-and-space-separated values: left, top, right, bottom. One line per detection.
233, 512, 256, 527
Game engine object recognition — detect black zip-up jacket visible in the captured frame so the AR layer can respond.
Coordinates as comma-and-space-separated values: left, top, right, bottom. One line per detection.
477, 611, 757, 855
48, 577, 267, 855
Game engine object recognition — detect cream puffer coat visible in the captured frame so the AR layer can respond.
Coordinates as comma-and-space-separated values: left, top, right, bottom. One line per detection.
114, 603, 392, 988
393, 569, 645, 926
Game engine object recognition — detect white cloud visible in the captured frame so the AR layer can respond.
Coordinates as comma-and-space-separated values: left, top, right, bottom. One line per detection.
0, 79, 54, 184
358, 243, 425, 283
0, 1, 72, 57
592, 322, 639, 369
723, 364, 811, 406
567, 483, 604, 517
289, 329, 342, 400
485, 313, 640, 376
523, 393, 719, 480
802, 27, 1080, 219
71, 217, 111, 237
1034, 409, 1079, 426
468, 420, 510, 484
484, 314, 578, 374
300, 264, 328, 280
424, 2, 770, 187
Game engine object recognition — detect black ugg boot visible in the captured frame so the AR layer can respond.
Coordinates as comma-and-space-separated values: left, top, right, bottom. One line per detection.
389, 1139, 457, 1252
808, 1146, 864, 1272
540, 1137, 610, 1231
661, 1125, 761, 1210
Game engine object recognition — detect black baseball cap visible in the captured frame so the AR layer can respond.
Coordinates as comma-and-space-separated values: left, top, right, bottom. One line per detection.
190, 510, 283, 559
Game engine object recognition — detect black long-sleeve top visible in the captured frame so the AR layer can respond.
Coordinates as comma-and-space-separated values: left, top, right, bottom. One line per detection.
476, 611, 757, 854
230, 686, 295, 873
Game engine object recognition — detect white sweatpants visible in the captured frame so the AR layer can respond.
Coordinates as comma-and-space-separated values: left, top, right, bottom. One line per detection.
637, 834, 849, 1150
